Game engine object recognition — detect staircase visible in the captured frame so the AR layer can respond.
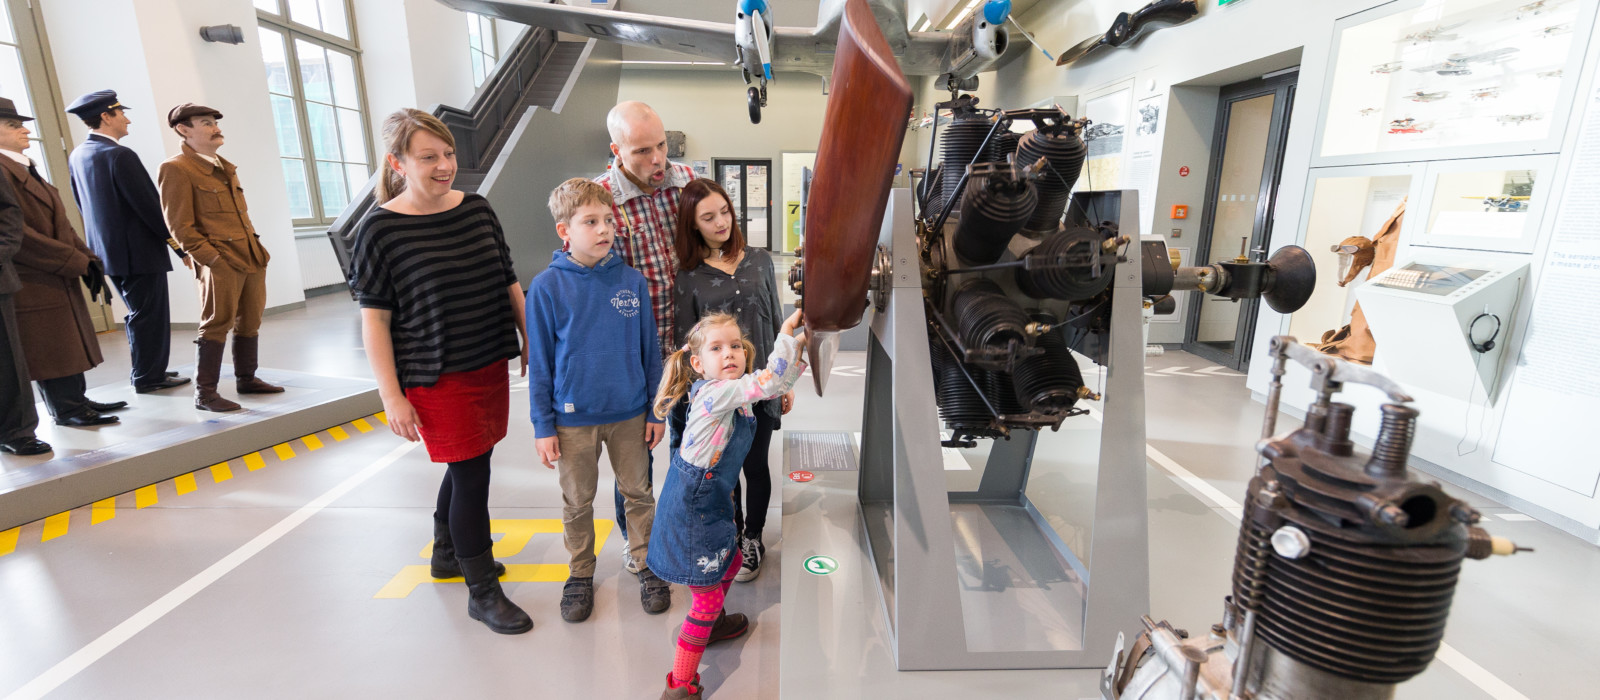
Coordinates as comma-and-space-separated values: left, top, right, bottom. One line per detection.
324, 16, 590, 284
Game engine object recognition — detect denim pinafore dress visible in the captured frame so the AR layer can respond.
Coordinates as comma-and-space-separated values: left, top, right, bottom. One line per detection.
645, 381, 757, 587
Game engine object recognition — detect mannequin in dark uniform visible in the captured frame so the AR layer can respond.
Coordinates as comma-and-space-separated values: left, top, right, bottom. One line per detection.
66, 90, 189, 393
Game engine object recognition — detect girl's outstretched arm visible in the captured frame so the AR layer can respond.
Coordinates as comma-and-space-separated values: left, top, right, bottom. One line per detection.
689, 333, 807, 421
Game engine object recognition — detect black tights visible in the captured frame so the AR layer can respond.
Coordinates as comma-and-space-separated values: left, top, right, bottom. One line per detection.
733, 409, 778, 538
434, 449, 494, 559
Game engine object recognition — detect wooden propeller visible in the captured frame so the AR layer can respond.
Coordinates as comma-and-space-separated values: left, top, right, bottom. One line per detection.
796, 0, 913, 395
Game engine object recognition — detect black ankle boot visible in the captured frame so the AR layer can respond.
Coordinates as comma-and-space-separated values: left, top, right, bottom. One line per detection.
459, 548, 532, 635
430, 517, 505, 579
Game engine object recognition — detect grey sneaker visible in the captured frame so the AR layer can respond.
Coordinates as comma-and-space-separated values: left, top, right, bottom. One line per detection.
734, 536, 763, 583
560, 576, 594, 623
622, 537, 641, 575
639, 568, 672, 614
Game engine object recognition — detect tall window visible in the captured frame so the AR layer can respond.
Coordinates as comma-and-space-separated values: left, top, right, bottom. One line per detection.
0, 2, 50, 179
257, 0, 370, 226
468, 13, 498, 87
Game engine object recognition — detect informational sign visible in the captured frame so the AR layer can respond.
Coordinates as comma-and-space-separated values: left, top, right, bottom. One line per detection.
789, 470, 815, 483
803, 555, 839, 576
1493, 82, 1600, 496
786, 432, 857, 471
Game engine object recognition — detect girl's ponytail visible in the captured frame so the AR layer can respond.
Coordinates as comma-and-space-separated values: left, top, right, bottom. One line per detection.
653, 346, 697, 418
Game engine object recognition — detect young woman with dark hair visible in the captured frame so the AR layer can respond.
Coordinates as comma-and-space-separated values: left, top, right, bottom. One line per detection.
670, 177, 792, 583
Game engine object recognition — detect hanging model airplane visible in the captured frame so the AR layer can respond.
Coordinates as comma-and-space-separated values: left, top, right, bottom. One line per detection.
1055, 0, 1199, 66
1398, 22, 1465, 44
435, 0, 1022, 124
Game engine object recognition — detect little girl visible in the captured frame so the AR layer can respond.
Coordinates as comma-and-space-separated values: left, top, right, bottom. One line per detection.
647, 309, 808, 699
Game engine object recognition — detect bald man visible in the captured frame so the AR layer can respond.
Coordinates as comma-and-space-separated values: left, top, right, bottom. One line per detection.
594, 101, 694, 573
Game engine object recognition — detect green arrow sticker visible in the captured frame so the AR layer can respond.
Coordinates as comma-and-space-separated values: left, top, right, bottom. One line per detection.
803, 555, 839, 576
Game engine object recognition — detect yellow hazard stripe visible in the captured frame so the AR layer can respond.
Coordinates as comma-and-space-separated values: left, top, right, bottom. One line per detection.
0, 527, 17, 556
303, 434, 324, 450
272, 443, 296, 460
175, 472, 198, 495
352, 418, 374, 433
41, 512, 70, 542
374, 411, 388, 425
244, 452, 266, 471
91, 498, 117, 524
211, 462, 233, 483
134, 485, 158, 509
329, 426, 350, 441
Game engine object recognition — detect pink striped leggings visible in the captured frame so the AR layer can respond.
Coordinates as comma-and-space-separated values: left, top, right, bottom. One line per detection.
671, 550, 744, 684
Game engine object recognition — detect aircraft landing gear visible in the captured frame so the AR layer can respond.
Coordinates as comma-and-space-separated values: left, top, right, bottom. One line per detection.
748, 84, 767, 124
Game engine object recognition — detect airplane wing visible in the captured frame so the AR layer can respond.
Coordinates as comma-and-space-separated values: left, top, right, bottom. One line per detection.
437, 0, 741, 64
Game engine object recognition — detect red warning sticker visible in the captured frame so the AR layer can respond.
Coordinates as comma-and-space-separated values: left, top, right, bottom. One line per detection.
789, 471, 815, 483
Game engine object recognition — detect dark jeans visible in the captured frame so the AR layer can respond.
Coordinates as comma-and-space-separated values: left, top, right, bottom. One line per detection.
0, 295, 40, 441
110, 273, 173, 387
617, 400, 777, 540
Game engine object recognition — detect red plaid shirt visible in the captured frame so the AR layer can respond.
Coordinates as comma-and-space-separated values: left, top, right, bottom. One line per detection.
596, 161, 696, 358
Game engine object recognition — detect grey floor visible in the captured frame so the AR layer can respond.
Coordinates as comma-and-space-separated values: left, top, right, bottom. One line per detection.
0, 293, 1595, 699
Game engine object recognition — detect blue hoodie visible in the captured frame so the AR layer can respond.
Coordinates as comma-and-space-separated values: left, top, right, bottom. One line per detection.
526, 250, 663, 437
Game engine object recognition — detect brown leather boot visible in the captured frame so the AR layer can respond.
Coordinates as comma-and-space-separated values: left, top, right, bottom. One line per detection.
232, 335, 284, 394
194, 339, 242, 412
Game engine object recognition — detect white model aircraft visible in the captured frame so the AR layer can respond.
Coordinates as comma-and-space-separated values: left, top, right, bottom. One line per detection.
436, 0, 1021, 123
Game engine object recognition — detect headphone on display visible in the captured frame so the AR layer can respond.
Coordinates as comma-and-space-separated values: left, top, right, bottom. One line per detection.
1467, 312, 1501, 353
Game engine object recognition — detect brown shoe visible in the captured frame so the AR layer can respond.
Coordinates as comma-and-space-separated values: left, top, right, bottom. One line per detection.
708, 610, 749, 644
194, 339, 242, 412
232, 335, 284, 394
659, 673, 702, 700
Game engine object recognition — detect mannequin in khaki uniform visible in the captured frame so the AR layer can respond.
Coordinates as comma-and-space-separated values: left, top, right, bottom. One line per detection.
157, 103, 282, 411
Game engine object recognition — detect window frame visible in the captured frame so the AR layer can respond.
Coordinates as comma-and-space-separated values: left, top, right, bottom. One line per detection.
468, 13, 498, 88
257, 0, 374, 227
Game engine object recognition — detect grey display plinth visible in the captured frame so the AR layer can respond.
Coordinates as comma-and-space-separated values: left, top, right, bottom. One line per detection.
856, 189, 1150, 670
0, 369, 380, 530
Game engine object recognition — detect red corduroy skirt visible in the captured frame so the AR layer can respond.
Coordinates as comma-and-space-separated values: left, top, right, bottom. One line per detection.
403, 362, 510, 463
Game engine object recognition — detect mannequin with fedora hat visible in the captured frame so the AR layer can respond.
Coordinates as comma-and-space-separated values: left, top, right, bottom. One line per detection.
0, 96, 120, 428
158, 103, 281, 412
0, 130, 50, 455
66, 90, 191, 395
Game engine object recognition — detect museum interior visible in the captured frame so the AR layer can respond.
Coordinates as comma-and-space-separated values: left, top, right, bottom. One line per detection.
1, 0, 1597, 698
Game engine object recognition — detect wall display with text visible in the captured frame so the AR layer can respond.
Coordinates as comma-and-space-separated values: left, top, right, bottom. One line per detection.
1407, 154, 1558, 254
1317, 0, 1589, 163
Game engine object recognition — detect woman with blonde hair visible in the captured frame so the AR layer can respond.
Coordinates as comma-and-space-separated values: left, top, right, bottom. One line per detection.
349, 108, 532, 634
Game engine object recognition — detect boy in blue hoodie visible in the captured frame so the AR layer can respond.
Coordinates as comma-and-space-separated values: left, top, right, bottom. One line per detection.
528, 178, 670, 622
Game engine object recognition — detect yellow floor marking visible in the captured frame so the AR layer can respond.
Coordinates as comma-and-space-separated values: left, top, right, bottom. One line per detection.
352, 418, 374, 433
174, 472, 198, 495
375, 564, 572, 599
329, 425, 351, 441
91, 498, 117, 525
302, 434, 325, 451
374, 411, 388, 425
396, 519, 612, 599
211, 462, 234, 483
0, 527, 17, 556
41, 512, 70, 542
272, 443, 296, 460
134, 485, 158, 509
244, 452, 266, 471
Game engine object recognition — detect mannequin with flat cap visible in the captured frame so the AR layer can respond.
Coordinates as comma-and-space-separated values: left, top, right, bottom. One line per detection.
158, 102, 281, 413
66, 89, 190, 395
0, 96, 119, 428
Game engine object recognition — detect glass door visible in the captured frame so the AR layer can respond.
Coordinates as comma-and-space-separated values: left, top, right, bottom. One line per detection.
713, 158, 773, 250
1183, 72, 1298, 369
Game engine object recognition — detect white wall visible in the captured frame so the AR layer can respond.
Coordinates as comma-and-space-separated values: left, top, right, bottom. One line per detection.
44, 0, 307, 323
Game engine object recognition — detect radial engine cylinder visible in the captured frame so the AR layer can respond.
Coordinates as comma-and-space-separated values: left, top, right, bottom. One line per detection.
1103, 338, 1526, 700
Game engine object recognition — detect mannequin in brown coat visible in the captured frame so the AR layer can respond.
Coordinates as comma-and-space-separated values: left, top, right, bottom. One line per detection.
0, 101, 120, 427
1312, 198, 1404, 365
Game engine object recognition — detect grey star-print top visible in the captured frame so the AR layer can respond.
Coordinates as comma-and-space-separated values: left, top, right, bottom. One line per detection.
675, 247, 785, 418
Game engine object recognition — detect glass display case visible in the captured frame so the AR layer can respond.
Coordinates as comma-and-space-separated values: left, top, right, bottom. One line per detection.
1406, 154, 1557, 253
1315, 0, 1591, 165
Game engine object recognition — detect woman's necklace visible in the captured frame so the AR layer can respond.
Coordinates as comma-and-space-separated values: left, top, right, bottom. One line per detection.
710, 246, 724, 260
